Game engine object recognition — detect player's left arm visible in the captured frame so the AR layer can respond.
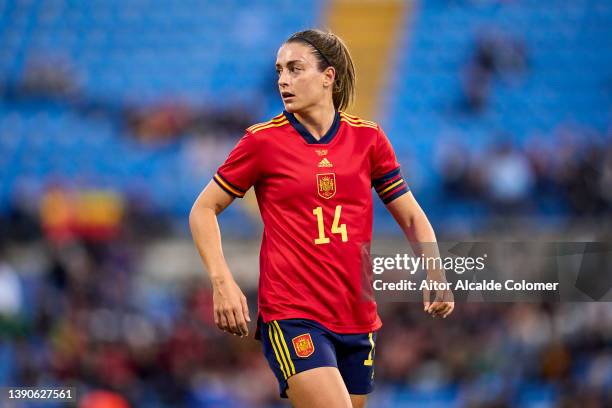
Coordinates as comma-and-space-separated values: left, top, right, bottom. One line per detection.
385, 192, 454, 318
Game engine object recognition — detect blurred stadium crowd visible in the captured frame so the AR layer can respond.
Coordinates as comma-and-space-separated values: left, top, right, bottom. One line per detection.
1, 0, 611, 407
0, 232, 611, 407
0, 0, 609, 230
434, 129, 611, 221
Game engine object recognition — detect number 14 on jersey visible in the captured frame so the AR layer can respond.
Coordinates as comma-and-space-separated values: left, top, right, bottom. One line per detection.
312, 205, 348, 244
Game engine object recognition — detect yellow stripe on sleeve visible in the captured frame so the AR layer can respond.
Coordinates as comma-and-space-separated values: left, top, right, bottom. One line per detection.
213, 174, 244, 197
378, 179, 404, 196
339, 113, 377, 127
248, 115, 287, 132
251, 120, 288, 134
340, 119, 378, 130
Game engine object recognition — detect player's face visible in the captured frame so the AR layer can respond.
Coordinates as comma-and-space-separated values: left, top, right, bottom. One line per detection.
276, 42, 333, 113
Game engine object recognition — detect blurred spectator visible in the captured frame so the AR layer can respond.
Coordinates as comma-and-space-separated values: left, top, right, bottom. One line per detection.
125, 101, 193, 142
480, 141, 534, 214
0, 258, 22, 317
558, 143, 609, 216
435, 137, 473, 199
2, 186, 42, 243
20, 57, 80, 99
462, 30, 527, 113
601, 144, 612, 208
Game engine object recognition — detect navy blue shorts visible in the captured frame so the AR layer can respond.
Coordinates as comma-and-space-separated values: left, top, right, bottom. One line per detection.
257, 317, 377, 398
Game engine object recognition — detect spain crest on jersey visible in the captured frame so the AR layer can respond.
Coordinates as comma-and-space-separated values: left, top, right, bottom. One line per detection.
292, 333, 315, 358
316, 173, 336, 199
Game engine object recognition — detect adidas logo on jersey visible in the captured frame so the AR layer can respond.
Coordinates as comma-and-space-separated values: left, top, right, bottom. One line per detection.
318, 158, 333, 168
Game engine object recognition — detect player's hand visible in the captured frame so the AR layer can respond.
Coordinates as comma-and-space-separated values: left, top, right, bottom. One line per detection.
423, 284, 454, 318
212, 276, 251, 337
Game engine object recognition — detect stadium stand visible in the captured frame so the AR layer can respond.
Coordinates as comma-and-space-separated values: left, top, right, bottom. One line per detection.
0, 0, 322, 228
0, 1, 611, 407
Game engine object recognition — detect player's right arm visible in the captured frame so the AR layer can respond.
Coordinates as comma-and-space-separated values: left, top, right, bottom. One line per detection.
189, 180, 251, 337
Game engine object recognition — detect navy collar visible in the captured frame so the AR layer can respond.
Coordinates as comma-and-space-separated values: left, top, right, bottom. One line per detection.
283, 110, 341, 144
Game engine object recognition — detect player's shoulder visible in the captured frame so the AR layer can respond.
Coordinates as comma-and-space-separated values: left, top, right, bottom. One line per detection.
245, 113, 290, 135
339, 111, 380, 131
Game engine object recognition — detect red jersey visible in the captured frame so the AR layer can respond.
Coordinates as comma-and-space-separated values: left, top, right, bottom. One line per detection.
213, 111, 409, 334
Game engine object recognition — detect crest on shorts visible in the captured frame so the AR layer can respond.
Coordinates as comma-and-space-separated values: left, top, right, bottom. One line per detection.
292, 333, 315, 358
316, 173, 336, 199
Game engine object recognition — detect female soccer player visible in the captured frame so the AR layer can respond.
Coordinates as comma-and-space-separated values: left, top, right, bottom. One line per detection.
189, 29, 453, 408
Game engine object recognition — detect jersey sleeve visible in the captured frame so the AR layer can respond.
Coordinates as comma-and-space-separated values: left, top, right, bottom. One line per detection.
212, 131, 260, 198
371, 126, 409, 204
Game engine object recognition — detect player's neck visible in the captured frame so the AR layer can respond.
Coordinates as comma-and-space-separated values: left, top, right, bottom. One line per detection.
293, 104, 336, 141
